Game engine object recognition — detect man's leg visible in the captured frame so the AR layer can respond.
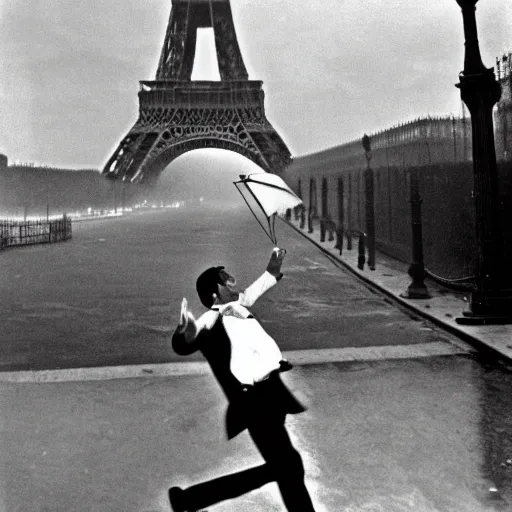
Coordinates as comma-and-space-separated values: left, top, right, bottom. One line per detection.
248, 416, 316, 512
170, 463, 272, 511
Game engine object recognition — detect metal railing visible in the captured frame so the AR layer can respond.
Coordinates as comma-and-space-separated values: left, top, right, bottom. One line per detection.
0, 215, 72, 249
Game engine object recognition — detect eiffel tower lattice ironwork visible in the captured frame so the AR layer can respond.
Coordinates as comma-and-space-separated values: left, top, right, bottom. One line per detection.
103, 0, 292, 184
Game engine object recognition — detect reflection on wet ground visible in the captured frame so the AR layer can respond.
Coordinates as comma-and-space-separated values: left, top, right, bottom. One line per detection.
1, 209, 512, 510
1, 353, 511, 511
285, 354, 512, 512
476, 355, 512, 508
0, 208, 466, 370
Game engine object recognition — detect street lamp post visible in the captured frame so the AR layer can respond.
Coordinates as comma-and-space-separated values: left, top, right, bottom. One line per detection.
362, 134, 376, 270
454, 0, 512, 324
401, 169, 430, 299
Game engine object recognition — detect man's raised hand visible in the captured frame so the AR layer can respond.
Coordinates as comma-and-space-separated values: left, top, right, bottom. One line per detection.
272, 247, 286, 261
266, 247, 286, 277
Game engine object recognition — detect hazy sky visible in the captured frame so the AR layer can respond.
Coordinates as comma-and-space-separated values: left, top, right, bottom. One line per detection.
0, 0, 510, 169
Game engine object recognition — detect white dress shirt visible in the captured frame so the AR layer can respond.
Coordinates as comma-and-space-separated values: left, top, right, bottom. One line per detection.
196, 271, 283, 385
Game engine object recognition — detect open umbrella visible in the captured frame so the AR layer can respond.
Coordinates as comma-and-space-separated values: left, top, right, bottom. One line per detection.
234, 173, 303, 245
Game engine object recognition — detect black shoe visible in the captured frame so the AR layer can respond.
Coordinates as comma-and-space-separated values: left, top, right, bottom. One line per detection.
279, 360, 293, 373
168, 486, 187, 512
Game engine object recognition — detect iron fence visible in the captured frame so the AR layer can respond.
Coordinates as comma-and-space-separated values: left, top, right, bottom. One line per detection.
0, 215, 72, 249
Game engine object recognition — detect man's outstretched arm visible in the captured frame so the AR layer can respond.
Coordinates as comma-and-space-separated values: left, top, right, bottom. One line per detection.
239, 248, 286, 307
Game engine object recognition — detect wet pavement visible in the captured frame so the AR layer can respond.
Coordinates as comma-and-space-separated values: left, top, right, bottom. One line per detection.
0, 207, 461, 371
2, 355, 512, 511
2, 207, 512, 511
285, 215, 512, 363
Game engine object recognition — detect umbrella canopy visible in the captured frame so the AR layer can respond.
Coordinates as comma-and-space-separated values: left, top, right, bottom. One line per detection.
234, 173, 303, 245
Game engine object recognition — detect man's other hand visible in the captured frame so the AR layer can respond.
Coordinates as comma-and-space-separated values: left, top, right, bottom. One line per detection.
173, 298, 199, 354
178, 298, 189, 332
177, 298, 197, 337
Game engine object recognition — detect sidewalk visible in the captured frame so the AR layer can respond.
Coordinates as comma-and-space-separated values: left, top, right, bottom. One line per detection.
285, 217, 512, 363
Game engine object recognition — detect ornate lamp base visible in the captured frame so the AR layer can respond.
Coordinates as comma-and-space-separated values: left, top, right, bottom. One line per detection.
400, 285, 431, 300
455, 289, 512, 324
400, 263, 430, 299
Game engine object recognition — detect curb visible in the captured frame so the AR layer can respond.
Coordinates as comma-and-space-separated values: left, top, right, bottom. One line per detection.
284, 219, 512, 365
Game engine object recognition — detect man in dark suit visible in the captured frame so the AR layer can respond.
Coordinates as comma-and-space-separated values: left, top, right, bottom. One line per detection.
169, 248, 316, 512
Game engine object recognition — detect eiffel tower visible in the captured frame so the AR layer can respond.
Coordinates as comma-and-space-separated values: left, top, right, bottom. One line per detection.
103, 0, 291, 184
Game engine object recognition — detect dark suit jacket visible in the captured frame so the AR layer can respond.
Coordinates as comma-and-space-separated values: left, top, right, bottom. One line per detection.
172, 309, 305, 439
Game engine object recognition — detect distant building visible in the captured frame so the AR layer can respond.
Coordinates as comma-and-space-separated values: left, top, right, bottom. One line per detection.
0, 161, 118, 216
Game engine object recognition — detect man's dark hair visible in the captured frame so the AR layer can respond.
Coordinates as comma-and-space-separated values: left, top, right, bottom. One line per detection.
196, 266, 225, 308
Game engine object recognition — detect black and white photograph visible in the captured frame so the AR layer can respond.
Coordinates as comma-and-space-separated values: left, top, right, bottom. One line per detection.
0, 0, 512, 510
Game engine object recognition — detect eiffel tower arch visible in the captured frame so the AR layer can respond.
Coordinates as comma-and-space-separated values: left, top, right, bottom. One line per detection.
103, 0, 291, 184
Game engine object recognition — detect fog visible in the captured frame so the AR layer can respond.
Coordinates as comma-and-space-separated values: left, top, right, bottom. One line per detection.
146, 149, 267, 207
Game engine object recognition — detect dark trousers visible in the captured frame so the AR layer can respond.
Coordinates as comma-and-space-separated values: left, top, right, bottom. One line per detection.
178, 414, 316, 511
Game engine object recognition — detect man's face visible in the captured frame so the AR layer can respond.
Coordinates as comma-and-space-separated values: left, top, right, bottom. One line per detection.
215, 269, 240, 304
